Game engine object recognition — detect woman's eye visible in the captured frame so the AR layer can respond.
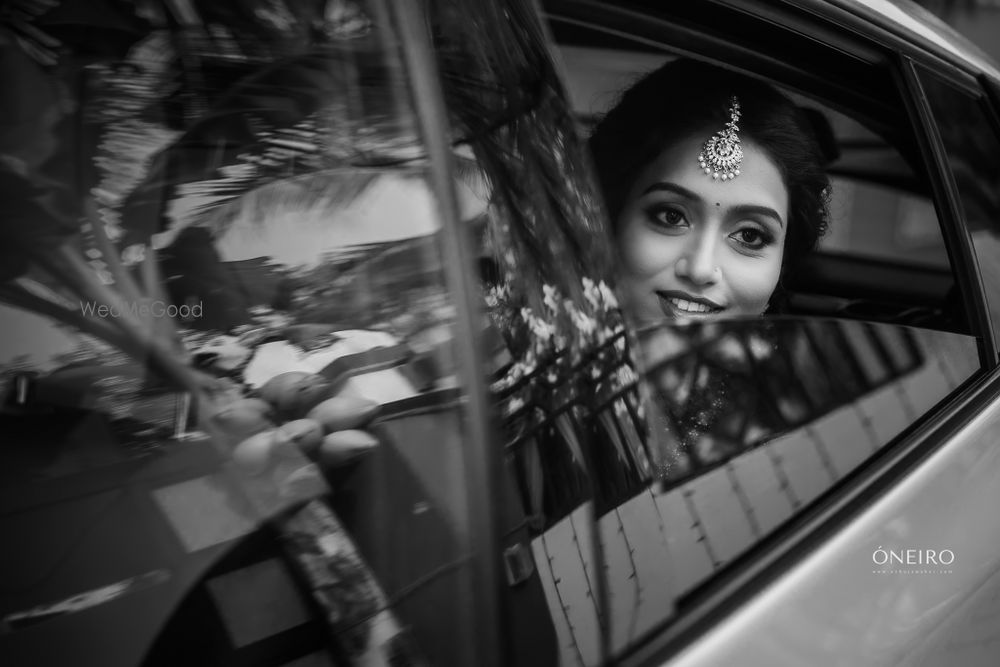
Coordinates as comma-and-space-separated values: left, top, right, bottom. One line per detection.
648, 206, 687, 228
731, 227, 771, 249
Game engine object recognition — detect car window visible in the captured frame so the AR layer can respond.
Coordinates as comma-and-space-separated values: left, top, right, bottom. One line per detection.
637, 318, 976, 587
556, 44, 959, 331
770, 97, 949, 268
533, 12, 985, 664
0, 3, 508, 665
915, 68, 1000, 346
823, 178, 948, 269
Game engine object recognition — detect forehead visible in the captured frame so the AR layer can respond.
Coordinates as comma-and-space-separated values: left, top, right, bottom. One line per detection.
635, 136, 789, 214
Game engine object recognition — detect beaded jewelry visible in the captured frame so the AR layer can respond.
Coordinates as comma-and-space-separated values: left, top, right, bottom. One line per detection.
698, 96, 742, 181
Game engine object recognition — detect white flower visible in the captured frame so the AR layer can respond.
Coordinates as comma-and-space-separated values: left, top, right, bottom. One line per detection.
567, 303, 597, 338
509, 360, 533, 380
529, 316, 556, 342
598, 281, 619, 309
582, 277, 600, 310
616, 365, 639, 390
121, 243, 146, 266
488, 283, 510, 305
715, 337, 745, 364
749, 335, 774, 360
542, 284, 560, 313
505, 396, 525, 416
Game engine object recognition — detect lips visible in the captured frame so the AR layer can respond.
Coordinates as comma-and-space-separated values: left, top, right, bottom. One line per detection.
656, 290, 725, 319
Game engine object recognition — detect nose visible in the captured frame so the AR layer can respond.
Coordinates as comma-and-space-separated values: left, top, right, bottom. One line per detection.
675, 231, 720, 286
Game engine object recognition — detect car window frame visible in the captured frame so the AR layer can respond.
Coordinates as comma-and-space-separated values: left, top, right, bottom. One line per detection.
981, 73, 1000, 141
900, 57, 999, 365
390, 3, 515, 664
541, 2, 1000, 664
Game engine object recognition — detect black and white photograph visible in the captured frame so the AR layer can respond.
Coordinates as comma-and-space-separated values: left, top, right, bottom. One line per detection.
2, 0, 1000, 665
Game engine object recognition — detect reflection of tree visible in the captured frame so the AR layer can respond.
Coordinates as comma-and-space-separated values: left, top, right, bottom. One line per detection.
1, 6, 435, 662
0, 4, 208, 391
640, 319, 922, 487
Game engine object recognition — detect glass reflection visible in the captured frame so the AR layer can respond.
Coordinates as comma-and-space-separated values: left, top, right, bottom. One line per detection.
0, 2, 492, 665
917, 69, 1000, 345
512, 316, 979, 664
637, 318, 977, 589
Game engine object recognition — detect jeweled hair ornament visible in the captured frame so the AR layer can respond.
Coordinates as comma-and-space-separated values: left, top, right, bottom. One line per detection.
698, 96, 742, 181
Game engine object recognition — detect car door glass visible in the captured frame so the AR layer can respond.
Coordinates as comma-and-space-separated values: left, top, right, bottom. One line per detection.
0, 3, 506, 665
504, 315, 979, 664
542, 27, 985, 663
557, 43, 961, 333
824, 177, 948, 269
445, 6, 666, 667
801, 108, 947, 268
916, 68, 1000, 345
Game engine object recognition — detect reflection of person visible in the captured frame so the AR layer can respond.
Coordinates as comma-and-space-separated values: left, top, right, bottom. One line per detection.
589, 59, 831, 324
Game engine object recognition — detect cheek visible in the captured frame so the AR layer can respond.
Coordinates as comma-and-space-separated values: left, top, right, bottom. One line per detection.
724, 250, 784, 313
617, 216, 682, 279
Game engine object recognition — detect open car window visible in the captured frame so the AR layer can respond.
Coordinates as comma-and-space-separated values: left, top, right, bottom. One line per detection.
556, 43, 957, 330
916, 66, 1000, 346
527, 5, 988, 664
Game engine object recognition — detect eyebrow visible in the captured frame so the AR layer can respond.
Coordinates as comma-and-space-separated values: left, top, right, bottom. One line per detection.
641, 182, 700, 200
640, 182, 785, 229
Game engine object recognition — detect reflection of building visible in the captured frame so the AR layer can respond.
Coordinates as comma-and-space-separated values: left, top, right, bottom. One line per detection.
512, 321, 980, 665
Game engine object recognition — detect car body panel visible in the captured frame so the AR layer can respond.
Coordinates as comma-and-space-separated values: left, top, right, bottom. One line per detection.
656, 371, 1000, 666
808, 0, 1000, 81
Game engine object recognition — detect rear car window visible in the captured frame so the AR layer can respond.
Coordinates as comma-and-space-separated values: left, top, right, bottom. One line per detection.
916, 67, 1000, 345
528, 14, 985, 662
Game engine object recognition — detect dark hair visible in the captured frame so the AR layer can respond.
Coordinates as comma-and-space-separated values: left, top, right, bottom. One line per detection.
589, 59, 830, 274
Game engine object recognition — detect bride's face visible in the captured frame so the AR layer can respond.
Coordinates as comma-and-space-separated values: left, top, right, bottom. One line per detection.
615, 136, 789, 325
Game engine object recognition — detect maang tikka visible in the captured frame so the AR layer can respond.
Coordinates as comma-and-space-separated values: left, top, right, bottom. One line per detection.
698, 96, 742, 181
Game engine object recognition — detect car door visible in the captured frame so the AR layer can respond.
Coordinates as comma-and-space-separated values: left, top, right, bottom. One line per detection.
532, 1, 1000, 665
0, 2, 535, 665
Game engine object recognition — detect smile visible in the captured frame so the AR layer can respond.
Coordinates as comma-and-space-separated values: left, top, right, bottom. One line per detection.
656, 291, 724, 318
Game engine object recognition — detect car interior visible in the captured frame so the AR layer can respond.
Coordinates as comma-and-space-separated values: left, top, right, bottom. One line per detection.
545, 2, 970, 335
